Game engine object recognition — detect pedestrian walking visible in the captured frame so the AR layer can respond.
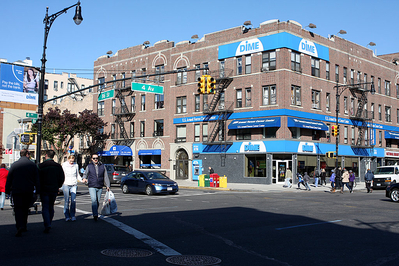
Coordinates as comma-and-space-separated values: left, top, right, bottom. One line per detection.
0, 164, 9, 210
320, 168, 327, 186
284, 168, 292, 188
342, 169, 351, 192
365, 169, 374, 193
208, 166, 214, 175
303, 172, 311, 191
313, 169, 320, 187
330, 170, 336, 192
62, 155, 81, 222
5, 149, 40, 237
297, 172, 306, 189
335, 167, 343, 193
349, 170, 356, 193
82, 154, 110, 221
38, 150, 65, 233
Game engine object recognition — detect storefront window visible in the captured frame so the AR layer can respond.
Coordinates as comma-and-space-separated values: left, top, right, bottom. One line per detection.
245, 155, 266, 177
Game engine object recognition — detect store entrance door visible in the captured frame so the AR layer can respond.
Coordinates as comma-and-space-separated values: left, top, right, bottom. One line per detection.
273, 160, 292, 184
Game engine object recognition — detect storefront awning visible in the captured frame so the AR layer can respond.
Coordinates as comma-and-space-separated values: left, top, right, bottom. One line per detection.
385, 131, 399, 140
228, 117, 281, 129
98, 145, 132, 156
287, 117, 328, 131
138, 149, 162, 156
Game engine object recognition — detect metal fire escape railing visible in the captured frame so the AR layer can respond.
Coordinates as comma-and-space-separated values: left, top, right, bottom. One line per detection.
348, 84, 374, 149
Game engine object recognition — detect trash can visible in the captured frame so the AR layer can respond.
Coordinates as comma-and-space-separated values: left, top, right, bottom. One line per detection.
204, 175, 210, 187
219, 175, 227, 188
210, 173, 219, 187
198, 174, 206, 187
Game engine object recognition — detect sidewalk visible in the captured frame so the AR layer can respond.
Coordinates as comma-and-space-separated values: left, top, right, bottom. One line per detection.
177, 179, 365, 193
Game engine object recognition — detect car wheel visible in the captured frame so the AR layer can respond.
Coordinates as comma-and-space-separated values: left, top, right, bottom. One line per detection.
170, 192, 176, 195
145, 185, 153, 196
390, 188, 399, 202
122, 184, 130, 194
392, 180, 397, 184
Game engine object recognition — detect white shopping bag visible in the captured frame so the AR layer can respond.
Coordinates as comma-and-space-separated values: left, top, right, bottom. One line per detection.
108, 190, 118, 214
101, 191, 111, 215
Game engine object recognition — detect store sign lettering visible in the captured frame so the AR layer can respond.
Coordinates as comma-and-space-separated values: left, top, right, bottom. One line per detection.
299, 39, 318, 57
302, 143, 314, 152
244, 143, 260, 151
235, 38, 263, 56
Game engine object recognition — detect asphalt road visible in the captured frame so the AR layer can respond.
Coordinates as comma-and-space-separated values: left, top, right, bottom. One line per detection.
1, 184, 398, 266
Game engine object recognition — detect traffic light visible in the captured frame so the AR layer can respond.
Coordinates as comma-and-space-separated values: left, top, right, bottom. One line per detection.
206, 76, 216, 94
197, 75, 206, 94
336, 125, 339, 136
326, 151, 335, 158
331, 125, 338, 137
20, 134, 32, 144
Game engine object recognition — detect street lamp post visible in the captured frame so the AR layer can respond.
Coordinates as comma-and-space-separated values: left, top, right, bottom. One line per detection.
36, 1, 83, 164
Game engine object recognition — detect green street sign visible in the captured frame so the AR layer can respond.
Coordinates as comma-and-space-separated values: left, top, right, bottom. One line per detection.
32, 119, 37, 124
98, 89, 114, 101
26, 113, 38, 118
131, 82, 164, 94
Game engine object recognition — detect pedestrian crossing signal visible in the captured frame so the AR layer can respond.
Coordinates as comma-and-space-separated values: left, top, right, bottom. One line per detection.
326, 151, 336, 158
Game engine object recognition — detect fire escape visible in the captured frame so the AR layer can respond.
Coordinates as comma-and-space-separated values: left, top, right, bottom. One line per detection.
348, 83, 374, 154
202, 69, 234, 166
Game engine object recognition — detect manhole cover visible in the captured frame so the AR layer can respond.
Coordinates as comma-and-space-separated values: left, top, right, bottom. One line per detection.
101, 248, 153, 258
166, 255, 221, 265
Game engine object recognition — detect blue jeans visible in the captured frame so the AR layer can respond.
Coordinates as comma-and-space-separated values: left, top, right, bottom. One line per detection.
88, 187, 102, 217
41, 192, 58, 229
62, 185, 77, 219
314, 178, 319, 187
304, 182, 311, 190
0, 192, 5, 208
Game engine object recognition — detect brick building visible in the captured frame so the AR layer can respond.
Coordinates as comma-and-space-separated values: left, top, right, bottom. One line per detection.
93, 19, 399, 184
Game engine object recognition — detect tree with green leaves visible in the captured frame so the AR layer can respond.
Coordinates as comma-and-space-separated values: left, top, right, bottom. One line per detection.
36, 107, 108, 164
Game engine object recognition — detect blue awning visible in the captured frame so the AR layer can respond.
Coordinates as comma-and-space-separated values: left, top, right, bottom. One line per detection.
138, 149, 162, 156
98, 145, 132, 156
228, 117, 281, 129
385, 131, 399, 140
287, 117, 328, 131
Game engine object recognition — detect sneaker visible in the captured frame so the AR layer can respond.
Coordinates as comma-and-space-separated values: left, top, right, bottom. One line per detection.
94, 216, 98, 221
71, 217, 76, 222
65, 218, 71, 222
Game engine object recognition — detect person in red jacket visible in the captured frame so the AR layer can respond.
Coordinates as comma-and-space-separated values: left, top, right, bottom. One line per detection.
0, 163, 9, 210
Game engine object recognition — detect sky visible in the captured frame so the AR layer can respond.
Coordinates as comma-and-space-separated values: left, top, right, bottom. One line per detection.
1, 0, 398, 79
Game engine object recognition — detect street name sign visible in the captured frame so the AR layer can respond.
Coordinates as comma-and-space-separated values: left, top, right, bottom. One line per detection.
26, 112, 38, 118
131, 82, 164, 94
98, 89, 114, 101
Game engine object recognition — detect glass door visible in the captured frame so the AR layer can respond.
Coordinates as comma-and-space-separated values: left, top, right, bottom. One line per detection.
274, 160, 292, 183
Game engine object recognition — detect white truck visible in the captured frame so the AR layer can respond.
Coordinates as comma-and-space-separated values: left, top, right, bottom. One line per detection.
373, 166, 399, 188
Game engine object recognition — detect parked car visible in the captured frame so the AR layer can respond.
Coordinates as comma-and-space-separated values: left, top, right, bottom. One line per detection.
373, 166, 399, 189
120, 170, 178, 195
104, 164, 130, 185
386, 183, 399, 202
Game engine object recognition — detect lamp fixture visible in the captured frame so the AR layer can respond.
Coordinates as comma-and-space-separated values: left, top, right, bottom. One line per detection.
367, 42, 376, 47
73, 2, 83, 25
143, 41, 150, 48
242, 20, 252, 33
338, 30, 347, 35
306, 23, 317, 29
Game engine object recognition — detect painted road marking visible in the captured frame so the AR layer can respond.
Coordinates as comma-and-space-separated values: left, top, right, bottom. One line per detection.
275, 220, 342, 230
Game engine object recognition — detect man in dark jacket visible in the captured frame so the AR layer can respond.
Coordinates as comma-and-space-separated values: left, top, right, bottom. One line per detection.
82, 154, 110, 221
5, 149, 40, 237
38, 150, 65, 233
364, 169, 374, 193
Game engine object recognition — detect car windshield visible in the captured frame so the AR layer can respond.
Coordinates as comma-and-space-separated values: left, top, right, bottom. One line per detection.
114, 166, 129, 172
145, 172, 169, 180
374, 167, 395, 175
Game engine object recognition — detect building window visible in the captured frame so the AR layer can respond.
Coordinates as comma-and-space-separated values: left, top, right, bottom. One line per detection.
97, 101, 104, 116
130, 122, 134, 138
262, 50, 276, 71
237, 129, 251, 140
202, 124, 208, 142
155, 94, 164, 109
351, 69, 354, 85
155, 65, 164, 83
140, 121, 145, 137
121, 72, 125, 88
290, 127, 300, 139
363, 73, 367, 89
60, 81, 64, 89
397, 109, 399, 124
98, 77, 105, 90
379, 131, 382, 147
335, 65, 339, 83
351, 127, 355, 145
54, 81, 58, 91
291, 85, 301, 106
311, 58, 320, 77
112, 99, 116, 115
385, 81, 391, 96
154, 119, 164, 137
67, 82, 74, 93
176, 96, 187, 114
344, 126, 348, 144
194, 124, 200, 142
237, 57, 242, 75
263, 85, 277, 105
326, 124, 331, 143
350, 98, 355, 116
176, 125, 186, 142
219, 92, 225, 110
378, 104, 382, 121
112, 74, 116, 89
131, 96, 136, 112
371, 103, 374, 119
343, 97, 348, 114
203, 94, 209, 111
263, 128, 277, 138
236, 89, 242, 108
245, 88, 251, 107
219, 60, 225, 78
312, 90, 320, 109
326, 93, 330, 112
176, 67, 187, 85
141, 68, 146, 83
397, 84, 399, 99
291, 52, 301, 72
131, 70, 136, 81
111, 124, 115, 139
195, 95, 200, 112
141, 95, 145, 111
195, 64, 201, 81
326, 62, 330, 80
343, 67, 347, 84
386, 106, 392, 122
203, 63, 208, 75
357, 71, 361, 83
245, 56, 251, 74
378, 78, 381, 94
